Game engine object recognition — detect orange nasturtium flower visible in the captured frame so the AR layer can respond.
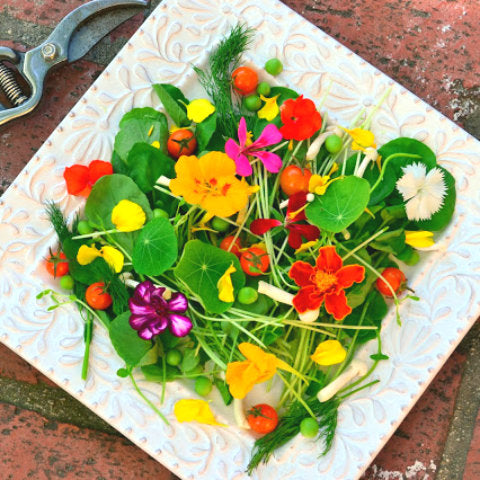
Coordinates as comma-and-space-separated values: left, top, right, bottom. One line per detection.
169, 152, 259, 218
225, 342, 298, 399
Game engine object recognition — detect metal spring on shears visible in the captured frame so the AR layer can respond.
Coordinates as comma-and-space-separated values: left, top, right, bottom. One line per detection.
0, 62, 28, 106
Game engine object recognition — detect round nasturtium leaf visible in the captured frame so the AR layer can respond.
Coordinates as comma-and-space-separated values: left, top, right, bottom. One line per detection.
306, 176, 371, 233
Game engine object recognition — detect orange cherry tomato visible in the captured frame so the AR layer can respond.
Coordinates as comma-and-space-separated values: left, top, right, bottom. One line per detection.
45, 251, 69, 278
279, 165, 312, 196
376, 267, 406, 297
240, 247, 269, 276
232, 66, 258, 96
220, 236, 242, 258
85, 282, 112, 310
247, 404, 278, 434
167, 129, 197, 159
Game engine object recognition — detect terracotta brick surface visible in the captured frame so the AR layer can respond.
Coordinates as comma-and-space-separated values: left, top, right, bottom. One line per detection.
0, 403, 173, 480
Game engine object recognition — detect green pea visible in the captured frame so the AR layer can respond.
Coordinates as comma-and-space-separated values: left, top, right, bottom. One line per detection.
153, 208, 169, 219
166, 349, 182, 366
211, 217, 230, 232
256, 81, 271, 96
194, 376, 213, 397
300, 417, 319, 438
243, 94, 262, 112
237, 286, 258, 305
325, 134, 343, 154
265, 58, 283, 76
60, 275, 74, 291
77, 220, 94, 235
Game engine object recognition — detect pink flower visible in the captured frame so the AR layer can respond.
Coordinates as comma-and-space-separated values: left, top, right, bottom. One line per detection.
225, 117, 283, 176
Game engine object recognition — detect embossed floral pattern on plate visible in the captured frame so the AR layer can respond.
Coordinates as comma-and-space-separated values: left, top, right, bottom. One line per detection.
1, 1, 480, 479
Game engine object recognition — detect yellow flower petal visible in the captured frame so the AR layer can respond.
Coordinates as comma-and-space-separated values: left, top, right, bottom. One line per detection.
308, 174, 334, 195
77, 245, 101, 266
187, 99, 215, 123
343, 127, 376, 152
217, 263, 236, 303
257, 94, 280, 121
174, 399, 226, 426
99, 246, 124, 273
294, 240, 318, 255
111, 199, 146, 232
151, 141, 160, 149
310, 340, 347, 366
405, 230, 435, 249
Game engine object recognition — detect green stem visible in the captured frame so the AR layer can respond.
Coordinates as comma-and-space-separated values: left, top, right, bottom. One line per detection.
72, 228, 118, 240
81, 311, 93, 380
129, 373, 169, 425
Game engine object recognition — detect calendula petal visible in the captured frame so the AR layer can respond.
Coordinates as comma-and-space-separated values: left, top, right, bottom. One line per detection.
174, 399, 226, 426
111, 199, 146, 232
77, 245, 101, 266
187, 99, 215, 123
217, 263, 236, 303
310, 339, 346, 366
405, 230, 435, 248
99, 246, 124, 273
257, 95, 280, 121
344, 127, 376, 151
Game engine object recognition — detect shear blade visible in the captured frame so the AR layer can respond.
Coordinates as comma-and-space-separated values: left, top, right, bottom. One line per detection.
68, 5, 146, 63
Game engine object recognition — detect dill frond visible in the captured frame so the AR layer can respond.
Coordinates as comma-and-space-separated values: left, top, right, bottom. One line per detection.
246, 398, 340, 474
194, 23, 254, 139
45, 202, 71, 244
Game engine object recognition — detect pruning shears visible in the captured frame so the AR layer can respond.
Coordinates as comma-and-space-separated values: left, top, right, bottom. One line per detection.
0, 0, 149, 127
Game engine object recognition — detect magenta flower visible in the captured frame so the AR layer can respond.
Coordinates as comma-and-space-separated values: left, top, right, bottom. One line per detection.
128, 281, 192, 340
225, 117, 283, 176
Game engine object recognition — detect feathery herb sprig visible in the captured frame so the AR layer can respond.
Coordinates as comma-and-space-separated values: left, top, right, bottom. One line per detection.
194, 23, 254, 138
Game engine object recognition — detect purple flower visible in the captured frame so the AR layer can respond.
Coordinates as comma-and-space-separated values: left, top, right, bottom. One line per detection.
128, 281, 192, 340
225, 117, 283, 176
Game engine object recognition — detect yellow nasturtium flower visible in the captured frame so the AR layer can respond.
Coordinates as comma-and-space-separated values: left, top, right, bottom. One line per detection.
257, 94, 280, 121
343, 127, 376, 152
405, 230, 435, 248
217, 263, 236, 303
174, 399, 226, 426
225, 342, 298, 399
310, 340, 347, 366
186, 99, 215, 123
111, 199, 146, 232
77, 245, 124, 273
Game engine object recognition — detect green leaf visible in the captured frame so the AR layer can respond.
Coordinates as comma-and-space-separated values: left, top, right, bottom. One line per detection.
196, 112, 217, 152
109, 312, 153, 367
111, 150, 129, 175
126, 143, 175, 193
174, 240, 246, 314
181, 348, 200, 373
344, 291, 388, 344
141, 363, 178, 382
370, 228, 406, 255
269, 86, 299, 105
306, 176, 370, 233
85, 174, 152, 252
153, 84, 190, 127
414, 167, 456, 231
214, 378, 233, 406
114, 107, 169, 161
132, 217, 178, 276
396, 245, 420, 265
370, 353, 389, 361
154, 84, 189, 110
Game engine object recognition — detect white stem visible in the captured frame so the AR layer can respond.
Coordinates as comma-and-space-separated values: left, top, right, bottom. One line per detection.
355, 147, 378, 178
279, 199, 289, 209
280, 193, 314, 210
120, 275, 171, 298
298, 309, 320, 323
156, 175, 171, 187
233, 398, 250, 429
306, 132, 330, 161
317, 360, 368, 402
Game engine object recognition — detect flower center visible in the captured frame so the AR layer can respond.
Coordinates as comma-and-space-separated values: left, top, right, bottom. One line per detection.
193, 177, 232, 197
313, 271, 337, 293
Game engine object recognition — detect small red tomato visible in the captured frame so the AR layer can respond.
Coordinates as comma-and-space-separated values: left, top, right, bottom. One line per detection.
86, 282, 112, 310
232, 66, 258, 96
376, 267, 406, 297
279, 165, 312, 196
247, 404, 278, 434
240, 247, 269, 276
220, 236, 242, 258
167, 129, 197, 159
45, 251, 69, 278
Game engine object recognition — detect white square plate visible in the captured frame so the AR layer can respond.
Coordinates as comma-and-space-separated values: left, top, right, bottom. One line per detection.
1, 1, 480, 479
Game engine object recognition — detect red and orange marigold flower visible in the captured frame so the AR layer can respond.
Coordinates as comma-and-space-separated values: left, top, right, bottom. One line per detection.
289, 246, 365, 320
279, 95, 322, 141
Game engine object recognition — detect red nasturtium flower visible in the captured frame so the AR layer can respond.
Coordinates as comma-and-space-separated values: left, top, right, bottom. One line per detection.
279, 95, 322, 141
289, 246, 365, 320
250, 192, 320, 249
63, 160, 113, 197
